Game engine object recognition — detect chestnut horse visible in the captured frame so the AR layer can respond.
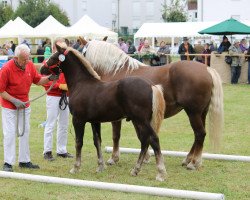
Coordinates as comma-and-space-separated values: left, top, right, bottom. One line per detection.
81, 38, 224, 170
41, 44, 167, 181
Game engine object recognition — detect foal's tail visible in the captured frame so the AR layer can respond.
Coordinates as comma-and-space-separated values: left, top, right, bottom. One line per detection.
207, 67, 224, 151
151, 85, 165, 134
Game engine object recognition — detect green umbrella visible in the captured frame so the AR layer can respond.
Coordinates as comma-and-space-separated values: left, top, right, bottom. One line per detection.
198, 18, 250, 35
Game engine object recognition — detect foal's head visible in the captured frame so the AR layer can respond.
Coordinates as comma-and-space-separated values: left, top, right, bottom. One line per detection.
41, 43, 101, 80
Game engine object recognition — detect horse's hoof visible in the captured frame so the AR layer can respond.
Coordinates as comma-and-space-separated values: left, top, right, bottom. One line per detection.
156, 173, 166, 182
130, 168, 138, 176
107, 158, 116, 165
186, 162, 196, 170
70, 168, 78, 174
96, 165, 106, 173
181, 158, 189, 166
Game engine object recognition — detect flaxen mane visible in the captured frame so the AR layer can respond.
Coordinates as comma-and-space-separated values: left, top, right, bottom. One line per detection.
85, 40, 146, 75
67, 47, 101, 80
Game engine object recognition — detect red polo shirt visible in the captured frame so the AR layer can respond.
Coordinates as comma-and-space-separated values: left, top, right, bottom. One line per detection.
42, 73, 68, 97
0, 59, 42, 109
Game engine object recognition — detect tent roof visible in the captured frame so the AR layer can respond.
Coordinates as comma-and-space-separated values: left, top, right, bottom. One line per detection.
68, 15, 117, 40
134, 21, 218, 38
32, 15, 69, 38
0, 17, 34, 38
199, 18, 250, 35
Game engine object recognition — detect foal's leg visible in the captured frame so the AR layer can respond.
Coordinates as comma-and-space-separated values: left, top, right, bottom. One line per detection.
182, 112, 206, 170
70, 118, 85, 174
130, 122, 150, 177
91, 122, 105, 172
107, 120, 121, 165
148, 130, 167, 182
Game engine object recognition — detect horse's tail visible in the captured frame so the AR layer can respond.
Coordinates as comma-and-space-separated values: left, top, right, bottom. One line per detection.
207, 67, 224, 151
151, 85, 165, 134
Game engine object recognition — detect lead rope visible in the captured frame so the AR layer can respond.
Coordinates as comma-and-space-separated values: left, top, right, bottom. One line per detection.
16, 80, 57, 137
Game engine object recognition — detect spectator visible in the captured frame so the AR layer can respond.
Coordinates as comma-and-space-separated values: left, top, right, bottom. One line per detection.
118, 37, 128, 53
202, 43, 211, 66
217, 35, 231, 53
0, 44, 57, 172
245, 40, 250, 84
209, 41, 215, 52
140, 40, 156, 65
194, 40, 204, 63
178, 37, 195, 61
72, 39, 80, 50
157, 41, 171, 65
36, 45, 45, 63
137, 38, 145, 52
229, 40, 243, 84
239, 38, 248, 53
42, 38, 73, 161
44, 46, 52, 60
21, 39, 30, 49
10, 41, 16, 52
127, 40, 136, 54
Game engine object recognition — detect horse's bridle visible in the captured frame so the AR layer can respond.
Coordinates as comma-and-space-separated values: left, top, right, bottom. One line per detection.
43, 50, 69, 75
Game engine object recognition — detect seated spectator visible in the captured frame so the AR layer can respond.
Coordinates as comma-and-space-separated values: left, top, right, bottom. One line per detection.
239, 38, 248, 53
217, 35, 231, 53
127, 40, 136, 54
118, 37, 128, 53
157, 41, 171, 65
202, 43, 211, 66
194, 40, 204, 63
178, 37, 195, 61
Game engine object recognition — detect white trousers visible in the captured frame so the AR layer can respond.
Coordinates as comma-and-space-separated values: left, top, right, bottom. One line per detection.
44, 95, 69, 154
2, 107, 31, 165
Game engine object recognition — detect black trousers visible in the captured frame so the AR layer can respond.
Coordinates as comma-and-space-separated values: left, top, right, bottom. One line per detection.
230, 65, 241, 84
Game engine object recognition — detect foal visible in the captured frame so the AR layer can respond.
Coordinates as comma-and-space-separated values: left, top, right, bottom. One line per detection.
42, 44, 167, 181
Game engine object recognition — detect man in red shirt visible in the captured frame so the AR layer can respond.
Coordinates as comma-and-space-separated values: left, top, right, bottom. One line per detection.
0, 44, 58, 172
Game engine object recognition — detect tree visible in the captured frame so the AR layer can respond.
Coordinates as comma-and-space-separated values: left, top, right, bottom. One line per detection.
162, 0, 187, 22
13, 0, 69, 27
0, 3, 14, 28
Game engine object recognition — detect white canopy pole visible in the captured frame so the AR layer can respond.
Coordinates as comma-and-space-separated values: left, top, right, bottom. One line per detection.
0, 172, 225, 200
105, 147, 250, 162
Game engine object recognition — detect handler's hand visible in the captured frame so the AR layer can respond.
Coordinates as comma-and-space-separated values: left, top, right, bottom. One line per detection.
48, 74, 59, 81
10, 98, 26, 109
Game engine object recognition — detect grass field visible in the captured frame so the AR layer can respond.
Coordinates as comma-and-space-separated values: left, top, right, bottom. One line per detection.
0, 84, 249, 200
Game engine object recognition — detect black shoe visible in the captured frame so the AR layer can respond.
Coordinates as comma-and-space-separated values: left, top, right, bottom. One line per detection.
19, 162, 40, 169
44, 151, 55, 161
3, 163, 13, 172
57, 152, 73, 158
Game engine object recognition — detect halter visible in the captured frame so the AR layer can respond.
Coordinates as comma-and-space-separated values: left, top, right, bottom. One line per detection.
43, 50, 69, 74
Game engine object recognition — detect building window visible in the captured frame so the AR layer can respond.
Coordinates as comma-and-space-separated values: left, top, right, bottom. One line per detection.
120, 26, 128, 35
146, 2, 154, 16
132, 2, 141, 17
2, 1, 7, 7
82, 0, 87, 11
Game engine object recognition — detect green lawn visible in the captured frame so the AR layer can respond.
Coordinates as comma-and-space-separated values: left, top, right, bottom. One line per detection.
0, 84, 249, 200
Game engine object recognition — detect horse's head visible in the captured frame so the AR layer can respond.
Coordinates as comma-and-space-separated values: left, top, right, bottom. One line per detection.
40, 44, 68, 76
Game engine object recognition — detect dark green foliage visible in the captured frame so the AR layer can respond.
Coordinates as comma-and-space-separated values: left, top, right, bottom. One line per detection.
0, 3, 14, 28
162, 0, 187, 22
13, 0, 69, 27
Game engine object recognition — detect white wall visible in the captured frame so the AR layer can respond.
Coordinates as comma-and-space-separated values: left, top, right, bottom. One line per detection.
198, 0, 250, 21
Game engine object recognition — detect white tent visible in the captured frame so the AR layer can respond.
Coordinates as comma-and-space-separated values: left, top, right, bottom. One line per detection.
68, 15, 118, 42
0, 17, 34, 43
134, 21, 218, 52
32, 15, 70, 38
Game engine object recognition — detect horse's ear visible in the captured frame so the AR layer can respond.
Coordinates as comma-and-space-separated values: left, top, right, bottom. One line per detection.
79, 36, 88, 45
55, 43, 64, 54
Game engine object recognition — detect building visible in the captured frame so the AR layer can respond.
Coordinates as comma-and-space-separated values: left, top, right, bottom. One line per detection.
2, 0, 250, 34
